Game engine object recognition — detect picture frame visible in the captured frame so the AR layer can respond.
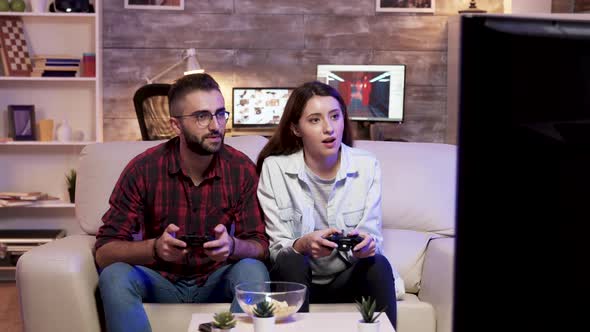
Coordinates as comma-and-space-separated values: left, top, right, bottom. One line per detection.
124, 0, 184, 10
376, 0, 435, 13
7, 105, 36, 141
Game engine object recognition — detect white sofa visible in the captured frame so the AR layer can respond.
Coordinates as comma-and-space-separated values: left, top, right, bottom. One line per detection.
16, 135, 456, 332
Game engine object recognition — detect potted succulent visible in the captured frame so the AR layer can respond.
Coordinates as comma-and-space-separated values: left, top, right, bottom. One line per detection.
252, 300, 276, 332
65, 168, 76, 203
355, 296, 387, 332
211, 311, 237, 332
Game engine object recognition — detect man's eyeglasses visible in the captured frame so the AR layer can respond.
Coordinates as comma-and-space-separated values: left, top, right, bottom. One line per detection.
174, 111, 230, 128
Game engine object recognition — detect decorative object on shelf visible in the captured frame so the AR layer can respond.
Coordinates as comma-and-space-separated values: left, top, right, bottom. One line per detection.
37, 119, 54, 141
0, 16, 32, 76
0, 0, 9, 12
125, 0, 184, 11
211, 311, 236, 332
252, 300, 276, 332
145, 48, 203, 83
356, 296, 387, 332
7, 104, 36, 141
49, 0, 91, 13
458, 0, 487, 13
65, 168, 76, 203
81, 52, 95, 77
30, 0, 49, 13
56, 119, 72, 141
376, 0, 435, 13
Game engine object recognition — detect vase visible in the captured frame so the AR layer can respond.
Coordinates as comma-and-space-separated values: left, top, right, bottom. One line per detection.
211, 328, 233, 332
56, 120, 72, 142
357, 320, 380, 332
253, 316, 275, 332
68, 187, 75, 203
30, 0, 48, 12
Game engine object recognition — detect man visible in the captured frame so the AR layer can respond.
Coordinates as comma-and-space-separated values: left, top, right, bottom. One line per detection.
95, 73, 269, 332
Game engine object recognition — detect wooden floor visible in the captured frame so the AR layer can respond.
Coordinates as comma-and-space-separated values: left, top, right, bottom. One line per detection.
0, 282, 23, 332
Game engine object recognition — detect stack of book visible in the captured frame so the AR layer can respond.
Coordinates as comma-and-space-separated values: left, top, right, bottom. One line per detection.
31, 56, 80, 77
0, 192, 58, 207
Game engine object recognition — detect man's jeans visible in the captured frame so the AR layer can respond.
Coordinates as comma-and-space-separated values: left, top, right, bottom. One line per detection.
98, 259, 269, 332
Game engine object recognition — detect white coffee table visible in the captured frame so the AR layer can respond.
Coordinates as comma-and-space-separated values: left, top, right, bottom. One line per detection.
187, 312, 395, 332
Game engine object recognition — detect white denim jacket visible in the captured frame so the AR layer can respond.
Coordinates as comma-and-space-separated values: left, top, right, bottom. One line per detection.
257, 143, 385, 262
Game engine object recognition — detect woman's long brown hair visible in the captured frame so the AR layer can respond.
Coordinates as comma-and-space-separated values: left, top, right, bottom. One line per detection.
256, 81, 353, 174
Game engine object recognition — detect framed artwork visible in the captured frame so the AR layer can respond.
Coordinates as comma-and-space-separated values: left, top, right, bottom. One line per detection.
124, 0, 184, 10
376, 0, 435, 13
8, 105, 36, 141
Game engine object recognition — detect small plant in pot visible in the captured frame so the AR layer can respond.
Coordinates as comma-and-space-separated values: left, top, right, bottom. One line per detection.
356, 296, 387, 332
212, 311, 237, 332
252, 300, 276, 332
65, 168, 76, 203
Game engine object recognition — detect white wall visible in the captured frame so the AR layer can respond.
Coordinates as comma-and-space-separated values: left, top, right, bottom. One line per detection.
504, 0, 552, 13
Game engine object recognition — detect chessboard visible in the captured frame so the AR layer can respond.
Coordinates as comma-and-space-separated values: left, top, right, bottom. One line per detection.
0, 17, 32, 77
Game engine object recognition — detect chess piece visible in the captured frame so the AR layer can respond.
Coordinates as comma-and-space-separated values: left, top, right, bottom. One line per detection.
56, 120, 72, 142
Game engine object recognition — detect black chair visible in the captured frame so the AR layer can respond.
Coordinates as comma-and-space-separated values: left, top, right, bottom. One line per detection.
133, 83, 176, 141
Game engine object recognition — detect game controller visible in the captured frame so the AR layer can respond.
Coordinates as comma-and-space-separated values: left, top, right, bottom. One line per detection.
325, 233, 364, 251
177, 234, 214, 247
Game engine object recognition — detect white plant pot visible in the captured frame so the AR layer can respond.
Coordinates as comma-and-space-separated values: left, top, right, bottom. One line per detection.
211, 328, 233, 332
253, 316, 276, 332
358, 320, 380, 332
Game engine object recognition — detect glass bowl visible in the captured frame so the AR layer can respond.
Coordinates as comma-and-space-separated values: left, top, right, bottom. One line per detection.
235, 281, 307, 321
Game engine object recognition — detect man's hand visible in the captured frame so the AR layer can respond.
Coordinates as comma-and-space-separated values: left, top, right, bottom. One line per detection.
349, 230, 376, 259
154, 223, 187, 262
203, 224, 233, 262
293, 227, 340, 258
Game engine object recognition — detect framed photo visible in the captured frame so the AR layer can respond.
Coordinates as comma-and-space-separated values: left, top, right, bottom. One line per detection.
124, 0, 184, 10
8, 105, 36, 141
376, 0, 435, 13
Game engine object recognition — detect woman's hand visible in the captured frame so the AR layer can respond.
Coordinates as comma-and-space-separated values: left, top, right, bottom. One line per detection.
348, 230, 376, 259
293, 227, 340, 258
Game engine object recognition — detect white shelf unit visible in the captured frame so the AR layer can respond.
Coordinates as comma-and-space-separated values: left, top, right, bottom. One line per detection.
0, 4, 101, 237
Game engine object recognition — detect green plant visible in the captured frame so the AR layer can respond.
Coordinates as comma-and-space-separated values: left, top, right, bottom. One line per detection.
212, 311, 237, 329
355, 296, 387, 323
65, 169, 77, 203
252, 300, 275, 318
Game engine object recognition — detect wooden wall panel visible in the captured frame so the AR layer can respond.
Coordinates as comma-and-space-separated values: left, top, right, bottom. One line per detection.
103, 0, 498, 143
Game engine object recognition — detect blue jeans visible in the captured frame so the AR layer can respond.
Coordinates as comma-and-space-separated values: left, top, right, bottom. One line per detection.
98, 259, 269, 332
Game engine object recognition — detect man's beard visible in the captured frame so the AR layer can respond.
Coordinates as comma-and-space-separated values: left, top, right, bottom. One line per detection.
183, 129, 224, 156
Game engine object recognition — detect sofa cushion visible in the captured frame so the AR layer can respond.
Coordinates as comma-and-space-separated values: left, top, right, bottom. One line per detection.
76, 136, 269, 235
355, 140, 456, 236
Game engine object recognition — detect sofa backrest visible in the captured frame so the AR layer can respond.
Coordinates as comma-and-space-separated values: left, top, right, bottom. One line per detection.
355, 140, 457, 236
76, 135, 268, 235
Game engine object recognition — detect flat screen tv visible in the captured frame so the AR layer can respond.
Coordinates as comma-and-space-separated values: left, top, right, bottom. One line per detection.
316, 64, 406, 122
232, 87, 294, 128
454, 14, 590, 332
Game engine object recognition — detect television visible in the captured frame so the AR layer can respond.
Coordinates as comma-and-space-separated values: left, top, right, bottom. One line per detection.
454, 14, 590, 332
316, 64, 406, 122
232, 87, 294, 128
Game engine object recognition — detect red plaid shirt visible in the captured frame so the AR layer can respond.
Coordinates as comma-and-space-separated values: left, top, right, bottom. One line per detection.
95, 137, 269, 285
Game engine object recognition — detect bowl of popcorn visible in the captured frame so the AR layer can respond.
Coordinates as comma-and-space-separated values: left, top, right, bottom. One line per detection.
235, 281, 307, 321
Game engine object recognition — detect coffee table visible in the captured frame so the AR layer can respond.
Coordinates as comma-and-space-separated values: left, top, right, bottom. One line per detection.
187, 312, 395, 332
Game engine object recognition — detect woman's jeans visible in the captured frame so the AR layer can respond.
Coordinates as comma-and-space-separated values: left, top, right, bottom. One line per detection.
98, 258, 269, 332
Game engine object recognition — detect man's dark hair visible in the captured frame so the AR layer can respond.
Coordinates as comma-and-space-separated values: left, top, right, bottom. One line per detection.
168, 73, 221, 117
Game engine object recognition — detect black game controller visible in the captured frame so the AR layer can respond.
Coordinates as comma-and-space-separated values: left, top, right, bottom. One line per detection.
178, 234, 214, 247
325, 233, 364, 251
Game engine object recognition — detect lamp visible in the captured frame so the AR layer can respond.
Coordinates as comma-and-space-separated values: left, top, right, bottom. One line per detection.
145, 48, 204, 84
459, 1, 487, 13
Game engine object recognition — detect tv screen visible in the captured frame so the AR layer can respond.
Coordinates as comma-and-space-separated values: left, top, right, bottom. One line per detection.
316, 64, 406, 122
232, 87, 294, 128
454, 14, 590, 332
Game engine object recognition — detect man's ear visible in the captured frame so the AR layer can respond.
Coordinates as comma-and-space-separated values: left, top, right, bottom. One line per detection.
291, 123, 301, 137
170, 117, 182, 136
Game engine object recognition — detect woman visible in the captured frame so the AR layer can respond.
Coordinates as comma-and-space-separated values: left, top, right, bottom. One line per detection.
256, 81, 399, 327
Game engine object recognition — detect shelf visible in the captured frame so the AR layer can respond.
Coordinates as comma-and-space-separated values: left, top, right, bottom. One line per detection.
0, 141, 96, 146
0, 267, 16, 271
0, 76, 96, 82
0, 201, 74, 208
0, 12, 95, 18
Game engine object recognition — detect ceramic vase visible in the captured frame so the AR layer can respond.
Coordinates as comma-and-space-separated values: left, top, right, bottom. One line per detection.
30, 0, 48, 12
253, 316, 275, 332
357, 320, 380, 332
56, 120, 72, 142
211, 328, 233, 332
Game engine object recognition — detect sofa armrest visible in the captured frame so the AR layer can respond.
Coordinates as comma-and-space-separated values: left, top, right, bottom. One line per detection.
418, 237, 455, 332
16, 235, 101, 332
